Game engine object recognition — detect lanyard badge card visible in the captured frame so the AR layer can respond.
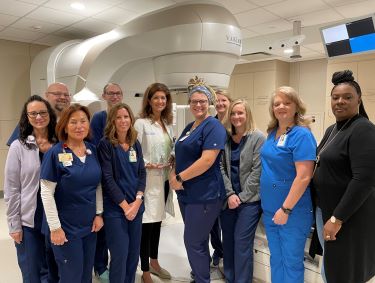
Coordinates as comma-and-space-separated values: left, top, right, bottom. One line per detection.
277, 133, 288, 147
59, 143, 73, 167
129, 147, 137, 163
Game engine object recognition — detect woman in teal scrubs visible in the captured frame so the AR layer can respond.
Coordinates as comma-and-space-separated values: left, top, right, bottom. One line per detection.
260, 86, 316, 283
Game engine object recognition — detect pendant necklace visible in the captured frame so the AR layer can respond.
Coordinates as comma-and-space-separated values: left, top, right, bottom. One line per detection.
313, 117, 353, 175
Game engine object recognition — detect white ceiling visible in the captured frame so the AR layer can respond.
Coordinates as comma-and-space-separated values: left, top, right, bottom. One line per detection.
0, 0, 374, 61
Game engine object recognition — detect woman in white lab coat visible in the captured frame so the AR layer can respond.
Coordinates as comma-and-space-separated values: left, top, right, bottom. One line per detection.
134, 82, 175, 283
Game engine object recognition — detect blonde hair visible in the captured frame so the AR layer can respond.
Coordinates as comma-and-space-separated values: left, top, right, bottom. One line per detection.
225, 99, 256, 136
267, 86, 310, 133
215, 89, 233, 103
104, 103, 138, 146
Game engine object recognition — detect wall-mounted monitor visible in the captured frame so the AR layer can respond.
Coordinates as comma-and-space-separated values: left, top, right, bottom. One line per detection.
320, 15, 375, 58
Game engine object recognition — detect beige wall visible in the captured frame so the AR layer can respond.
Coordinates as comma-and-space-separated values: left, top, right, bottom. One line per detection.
0, 39, 48, 191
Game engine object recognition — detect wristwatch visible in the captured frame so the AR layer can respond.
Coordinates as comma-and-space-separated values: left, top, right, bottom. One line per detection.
281, 205, 292, 215
136, 194, 144, 201
176, 173, 184, 183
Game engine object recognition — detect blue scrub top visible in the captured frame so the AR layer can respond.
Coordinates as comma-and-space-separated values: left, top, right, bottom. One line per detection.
40, 141, 101, 238
90, 110, 107, 146
98, 138, 146, 218
260, 126, 316, 213
230, 139, 243, 195
175, 116, 226, 203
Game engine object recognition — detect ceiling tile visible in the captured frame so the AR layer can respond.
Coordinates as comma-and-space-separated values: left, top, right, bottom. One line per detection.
212, 0, 257, 14
334, 0, 375, 18
241, 28, 260, 39
27, 7, 85, 26
288, 8, 344, 26
44, 0, 116, 17
70, 18, 118, 34
0, 0, 37, 17
0, 26, 46, 41
247, 0, 286, 6
303, 42, 326, 53
322, 0, 368, 7
118, 0, 175, 13
33, 34, 72, 46
0, 13, 19, 26
264, 0, 330, 18
11, 18, 64, 34
249, 19, 292, 35
16, 0, 48, 4
235, 7, 280, 27
92, 7, 137, 25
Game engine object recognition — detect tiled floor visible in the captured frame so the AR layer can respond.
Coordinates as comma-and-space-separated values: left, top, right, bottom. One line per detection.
0, 199, 265, 283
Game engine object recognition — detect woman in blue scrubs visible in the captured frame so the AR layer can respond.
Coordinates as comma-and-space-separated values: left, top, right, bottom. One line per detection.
220, 99, 265, 283
260, 86, 316, 283
40, 104, 104, 283
169, 76, 227, 283
98, 103, 146, 283
4, 95, 57, 283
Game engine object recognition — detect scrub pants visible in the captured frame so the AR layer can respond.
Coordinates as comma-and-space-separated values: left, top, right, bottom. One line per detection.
209, 219, 223, 260
45, 235, 59, 283
263, 210, 313, 283
105, 213, 142, 283
221, 201, 262, 283
15, 226, 48, 283
51, 232, 97, 283
94, 228, 108, 275
179, 199, 223, 283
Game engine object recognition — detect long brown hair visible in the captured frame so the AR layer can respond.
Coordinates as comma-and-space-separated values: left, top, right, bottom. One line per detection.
139, 83, 173, 125
104, 103, 137, 146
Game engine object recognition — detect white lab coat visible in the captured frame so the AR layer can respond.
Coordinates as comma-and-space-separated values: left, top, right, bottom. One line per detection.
134, 118, 175, 223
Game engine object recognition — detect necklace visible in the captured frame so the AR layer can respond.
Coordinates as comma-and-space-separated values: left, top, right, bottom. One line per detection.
67, 143, 86, 156
313, 117, 353, 174
186, 121, 202, 136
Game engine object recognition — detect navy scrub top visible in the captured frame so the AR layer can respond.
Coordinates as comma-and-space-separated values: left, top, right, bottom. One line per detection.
175, 116, 226, 204
260, 126, 316, 213
98, 139, 146, 218
40, 141, 101, 238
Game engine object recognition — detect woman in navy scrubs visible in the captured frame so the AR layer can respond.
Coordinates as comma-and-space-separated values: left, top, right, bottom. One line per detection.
220, 99, 265, 283
169, 76, 227, 283
260, 86, 316, 283
4, 95, 57, 283
40, 104, 104, 283
98, 103, 146, 283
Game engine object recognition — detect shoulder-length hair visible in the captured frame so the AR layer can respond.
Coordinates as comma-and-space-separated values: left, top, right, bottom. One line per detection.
267, 86, 311, 133
104, 103, 138, 146
55, 104, 91, 142
139, 83, 173, 125
19, 95, 57, 148
225, 99, 256, 136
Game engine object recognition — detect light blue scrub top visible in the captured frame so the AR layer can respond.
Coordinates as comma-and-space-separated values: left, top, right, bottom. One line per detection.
260, 126, 316, 213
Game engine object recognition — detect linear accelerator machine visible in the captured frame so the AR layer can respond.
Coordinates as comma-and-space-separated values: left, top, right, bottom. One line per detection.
30, 2, 322, 282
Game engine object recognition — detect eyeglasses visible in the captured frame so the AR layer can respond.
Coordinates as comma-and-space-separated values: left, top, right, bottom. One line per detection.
47, 91, 71, 98
190, 100, 208, 106
105, 91, 123, 97
27, 111, 49, 118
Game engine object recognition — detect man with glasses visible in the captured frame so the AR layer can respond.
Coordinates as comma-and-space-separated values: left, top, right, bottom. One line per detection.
6, 82, 71, 146
90, 82, 124, 282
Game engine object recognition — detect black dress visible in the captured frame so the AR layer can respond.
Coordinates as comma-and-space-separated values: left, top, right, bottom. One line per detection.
313, 115, 375, 283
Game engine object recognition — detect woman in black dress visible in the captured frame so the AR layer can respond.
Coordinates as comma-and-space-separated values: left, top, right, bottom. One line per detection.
313, 70, 375, 283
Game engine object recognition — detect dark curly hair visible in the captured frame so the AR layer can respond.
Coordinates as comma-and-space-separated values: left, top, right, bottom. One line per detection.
331, 70, 368, 119
19, 95, 57, 149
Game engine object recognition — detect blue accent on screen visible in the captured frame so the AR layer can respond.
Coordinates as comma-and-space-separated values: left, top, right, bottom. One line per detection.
350, 33, 375, 53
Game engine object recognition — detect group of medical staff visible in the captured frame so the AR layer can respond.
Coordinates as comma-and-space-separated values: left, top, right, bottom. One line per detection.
4, 70, 375, 283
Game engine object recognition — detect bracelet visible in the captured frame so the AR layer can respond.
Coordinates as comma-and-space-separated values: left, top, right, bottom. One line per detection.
281, 205, 292, 215
176, 173, 184, 183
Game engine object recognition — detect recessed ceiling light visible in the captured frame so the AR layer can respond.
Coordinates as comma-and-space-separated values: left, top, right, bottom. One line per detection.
70, 2, 85, 10
284, 48, 293, 54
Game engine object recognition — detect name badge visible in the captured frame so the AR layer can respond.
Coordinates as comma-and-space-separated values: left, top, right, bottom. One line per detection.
277, 134, 288, 147
62, 161, 72, 167
58, 153, 73, 162
129, 148, 137, 163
